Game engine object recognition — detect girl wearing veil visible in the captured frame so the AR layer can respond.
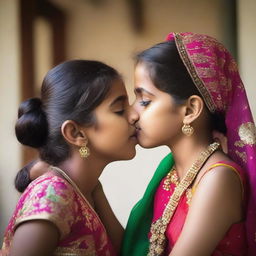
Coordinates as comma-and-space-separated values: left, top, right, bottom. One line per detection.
122, 32, 256, 255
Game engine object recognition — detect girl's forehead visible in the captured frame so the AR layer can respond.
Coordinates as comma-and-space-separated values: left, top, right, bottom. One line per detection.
134, 65, 162, 95
100, 79, 128, 105
109, 78, 127, 94
135, 62, 148, 73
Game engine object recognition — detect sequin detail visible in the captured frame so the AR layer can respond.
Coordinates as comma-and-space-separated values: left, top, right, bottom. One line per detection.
238, 122, 256, 145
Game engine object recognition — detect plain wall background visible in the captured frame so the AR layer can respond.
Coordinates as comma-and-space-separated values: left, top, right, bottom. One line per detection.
0, 0, 21, 242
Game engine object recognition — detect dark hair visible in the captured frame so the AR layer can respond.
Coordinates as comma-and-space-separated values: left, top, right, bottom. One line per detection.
15, 60, 121, 167
136, 41, 226, 134
15, 160, 36, 192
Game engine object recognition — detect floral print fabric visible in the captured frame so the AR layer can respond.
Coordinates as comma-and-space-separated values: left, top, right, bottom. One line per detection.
1, 172, 116, 256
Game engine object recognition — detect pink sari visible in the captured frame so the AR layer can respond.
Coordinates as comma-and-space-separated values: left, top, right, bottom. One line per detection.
165, 32, 256, 255
152, 161, 247, 255
1, 172, 116, 256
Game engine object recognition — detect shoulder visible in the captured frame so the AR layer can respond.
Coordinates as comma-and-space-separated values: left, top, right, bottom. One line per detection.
170, 161, 245, 255
25, 172, 75, 199
17, 172, 77, 217
15, 173, 76, 238
195, 161, 244, 197
19, 172, 76, 216
193, 150, 245, 196
190, 161, 243, 222
193, 162, 243, 202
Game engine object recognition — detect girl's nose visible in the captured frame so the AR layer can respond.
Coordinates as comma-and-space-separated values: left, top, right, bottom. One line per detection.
128, 105, 139, 124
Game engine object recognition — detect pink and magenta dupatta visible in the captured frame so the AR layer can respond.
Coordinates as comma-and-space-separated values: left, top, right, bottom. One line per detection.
166, 32, 256, 255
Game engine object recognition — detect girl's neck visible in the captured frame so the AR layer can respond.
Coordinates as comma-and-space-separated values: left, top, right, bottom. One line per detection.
57, 152, 108, 198
169, 136, 213, 179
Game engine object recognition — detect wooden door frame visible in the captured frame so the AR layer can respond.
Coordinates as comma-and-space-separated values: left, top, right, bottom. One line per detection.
19, 0, 66, 164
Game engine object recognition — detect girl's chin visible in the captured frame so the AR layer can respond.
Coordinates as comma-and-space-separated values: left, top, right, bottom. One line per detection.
137, 134, 156, 148
138, 140, 157, 149
121, 151, 136, 160
123, 146, 137, 159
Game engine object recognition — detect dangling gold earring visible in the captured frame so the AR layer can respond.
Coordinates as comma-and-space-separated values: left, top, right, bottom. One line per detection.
79, 142, 90, 158
182, 123, 194, 136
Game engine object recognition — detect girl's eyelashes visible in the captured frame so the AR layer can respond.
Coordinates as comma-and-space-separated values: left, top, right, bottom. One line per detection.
139, 100, 151, 107
113, 102, 128, 116
114, 109, 125, 115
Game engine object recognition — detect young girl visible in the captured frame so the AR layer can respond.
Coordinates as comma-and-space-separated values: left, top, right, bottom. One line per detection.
1, 60, 138, 256
122, 32, 256, 255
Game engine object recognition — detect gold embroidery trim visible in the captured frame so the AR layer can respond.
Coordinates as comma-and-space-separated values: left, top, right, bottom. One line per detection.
174, 33, 216, 113
235, 150, 247, 163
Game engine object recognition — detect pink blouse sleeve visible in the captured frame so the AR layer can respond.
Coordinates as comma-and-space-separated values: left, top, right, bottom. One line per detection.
14, 175, 75, 239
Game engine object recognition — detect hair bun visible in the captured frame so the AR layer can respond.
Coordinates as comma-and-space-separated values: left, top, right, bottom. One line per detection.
15, 98, 48, 148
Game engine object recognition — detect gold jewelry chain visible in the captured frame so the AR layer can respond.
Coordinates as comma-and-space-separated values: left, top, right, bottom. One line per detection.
147, 142, 220, 256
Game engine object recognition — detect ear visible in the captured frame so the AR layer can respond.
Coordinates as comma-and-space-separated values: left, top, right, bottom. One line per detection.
61, 120, 87, 147
183, 95, 204, 124
212, 130, 228, 154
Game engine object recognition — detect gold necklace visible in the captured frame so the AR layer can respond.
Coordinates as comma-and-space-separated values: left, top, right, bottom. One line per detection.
163, 168, 193, 205
163, 166, 178, 190
148, 142, 220, 256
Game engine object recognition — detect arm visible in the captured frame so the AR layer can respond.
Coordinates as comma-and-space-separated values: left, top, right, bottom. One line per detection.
92, 182, 124, 253
169, 166, 243, 256
9, 220, 59, 256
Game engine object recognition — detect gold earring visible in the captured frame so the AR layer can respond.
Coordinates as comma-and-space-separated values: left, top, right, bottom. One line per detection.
79, 143, 90, 158
182, 123, 194, 136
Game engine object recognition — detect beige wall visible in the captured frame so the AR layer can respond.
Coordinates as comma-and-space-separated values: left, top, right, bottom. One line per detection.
53, 0, 236, 98
0, 0, 21, 242
237, 0, 256, 119
1, 0, 255, 243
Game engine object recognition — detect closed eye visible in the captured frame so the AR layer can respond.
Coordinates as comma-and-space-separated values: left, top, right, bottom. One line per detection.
115, 109, 125, 115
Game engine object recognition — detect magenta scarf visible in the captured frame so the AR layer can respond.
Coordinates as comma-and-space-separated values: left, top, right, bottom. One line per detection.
166, 32, 256, 255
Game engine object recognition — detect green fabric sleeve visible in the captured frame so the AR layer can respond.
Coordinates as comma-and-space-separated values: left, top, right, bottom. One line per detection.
121, 153, 174, 256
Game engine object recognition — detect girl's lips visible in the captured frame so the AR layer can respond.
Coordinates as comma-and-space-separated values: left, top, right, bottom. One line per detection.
129, 128, 138, 140
134, 122, 141, 131
131, 123, 141, 139
134, 125, 141, 136
135, 127, 141, 135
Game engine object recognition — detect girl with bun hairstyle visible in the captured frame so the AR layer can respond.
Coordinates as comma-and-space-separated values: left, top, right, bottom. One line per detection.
1, 60, 138, 256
